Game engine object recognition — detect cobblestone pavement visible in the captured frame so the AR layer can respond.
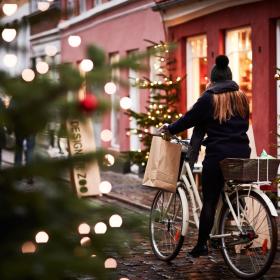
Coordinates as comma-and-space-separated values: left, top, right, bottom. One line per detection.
100, 171, 280, 280
3, 151, 280, 279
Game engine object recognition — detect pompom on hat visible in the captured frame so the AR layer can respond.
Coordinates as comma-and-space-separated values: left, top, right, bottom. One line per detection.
210, 55, 232, 82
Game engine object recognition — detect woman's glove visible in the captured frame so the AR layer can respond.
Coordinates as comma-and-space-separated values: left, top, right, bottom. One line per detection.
158, 123, 169, 133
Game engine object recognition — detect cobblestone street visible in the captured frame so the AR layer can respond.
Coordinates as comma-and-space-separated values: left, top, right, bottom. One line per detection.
3, 151, 280, 279
100, 172, 280, 280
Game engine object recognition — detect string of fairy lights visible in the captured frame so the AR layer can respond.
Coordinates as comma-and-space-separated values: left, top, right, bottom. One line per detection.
1, 3, 130, 277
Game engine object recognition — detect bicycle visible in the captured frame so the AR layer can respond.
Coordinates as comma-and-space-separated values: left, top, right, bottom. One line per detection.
149, 134, 278, 279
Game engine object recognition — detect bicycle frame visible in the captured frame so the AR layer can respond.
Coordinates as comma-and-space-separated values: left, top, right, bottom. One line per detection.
177, 157, 278, 240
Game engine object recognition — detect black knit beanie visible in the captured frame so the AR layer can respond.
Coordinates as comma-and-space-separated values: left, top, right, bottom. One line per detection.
210, 55, 232, 82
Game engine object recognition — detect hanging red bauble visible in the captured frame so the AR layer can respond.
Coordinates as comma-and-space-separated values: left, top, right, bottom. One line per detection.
79, 93, 98, 112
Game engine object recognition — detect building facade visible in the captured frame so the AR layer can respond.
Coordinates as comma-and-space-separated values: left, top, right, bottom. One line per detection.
154, 0, 280, 156
59, 0, 166, 152
0, 0, 31, 76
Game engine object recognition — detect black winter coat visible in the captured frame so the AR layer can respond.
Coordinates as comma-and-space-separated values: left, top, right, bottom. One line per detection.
168, 80, 250, 161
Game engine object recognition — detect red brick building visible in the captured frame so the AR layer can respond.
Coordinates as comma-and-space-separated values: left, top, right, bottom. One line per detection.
59, 0, 166, 152
154, 0, 280, 157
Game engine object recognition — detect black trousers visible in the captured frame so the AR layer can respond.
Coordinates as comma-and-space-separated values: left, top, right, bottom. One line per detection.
197, 159, 224, 245
197, 147, 250, 245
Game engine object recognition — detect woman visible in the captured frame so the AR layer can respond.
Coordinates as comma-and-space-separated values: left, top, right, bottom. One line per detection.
160, 55, 251, 257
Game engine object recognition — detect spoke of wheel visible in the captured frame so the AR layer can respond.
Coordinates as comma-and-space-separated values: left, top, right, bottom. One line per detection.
254, 214, 268, 233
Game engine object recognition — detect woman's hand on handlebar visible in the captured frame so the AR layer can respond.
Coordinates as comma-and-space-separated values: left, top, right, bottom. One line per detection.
158, 123, 172, 140
158, 123, 169, 133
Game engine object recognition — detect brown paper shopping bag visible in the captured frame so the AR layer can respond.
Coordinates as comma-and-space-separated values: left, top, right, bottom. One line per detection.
142, 136, 182, 192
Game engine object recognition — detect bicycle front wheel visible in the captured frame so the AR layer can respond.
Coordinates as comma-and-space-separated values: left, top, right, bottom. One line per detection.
219, 190, 278, 279
149, 187, 188, 261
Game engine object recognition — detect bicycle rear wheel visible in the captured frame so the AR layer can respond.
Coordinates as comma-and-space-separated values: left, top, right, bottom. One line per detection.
149, 187, 187, 261
219, 190, 278, 279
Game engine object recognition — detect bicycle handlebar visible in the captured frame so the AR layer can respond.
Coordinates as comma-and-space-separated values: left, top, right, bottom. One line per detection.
151, 132, 190, 147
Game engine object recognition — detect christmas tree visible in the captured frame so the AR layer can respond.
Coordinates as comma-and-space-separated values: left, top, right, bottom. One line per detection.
0, 42, 149, 280
126, 41, 184, 168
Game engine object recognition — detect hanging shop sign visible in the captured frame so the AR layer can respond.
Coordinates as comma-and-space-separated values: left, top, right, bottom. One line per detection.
67, 117, 101, 197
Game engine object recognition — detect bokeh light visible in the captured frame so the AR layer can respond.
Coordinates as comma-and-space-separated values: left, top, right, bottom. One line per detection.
38, 1, 50, 11
80, 237, 91, 246
109, 214, 123, 228
104, 82, 117, 95
3, 54, 17, 68
99, 181, 112, 194
104, 154, 115, 167
22, 69, 35, 82
36, 61, 49, 74
1, 28, 16, 42
79, 59, 94, 72
21, 241, 36, 254
35, 231, 49, 243
104, 258, 117, 268
120, 97, 132, 110
101, 129, 112, 142
2, 4, 18, 16
45, 45, 57, 56
68, 35, 81, 47
94, 222, 107, 234
78, 223, 91, 234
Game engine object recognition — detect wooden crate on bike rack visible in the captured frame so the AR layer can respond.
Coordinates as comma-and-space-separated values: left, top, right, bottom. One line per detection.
220, 158, 280, 182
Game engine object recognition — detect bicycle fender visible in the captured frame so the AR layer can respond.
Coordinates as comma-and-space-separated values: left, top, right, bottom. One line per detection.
178, 187, 189, 236
245, 187, 278, 217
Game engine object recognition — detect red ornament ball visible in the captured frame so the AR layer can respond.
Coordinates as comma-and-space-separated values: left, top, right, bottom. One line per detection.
80, 94, 98, 112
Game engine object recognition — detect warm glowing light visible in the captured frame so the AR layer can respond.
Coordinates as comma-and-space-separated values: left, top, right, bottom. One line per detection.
104, 258, 117, 268
79, 59, 94, 72
120, 97, 132, 110
104, 82, 117, 95
68, 35, 81, 47
104, 154, 115, 167
119, 278, 130, 280
80, 237, 91, 246
36, 61, 49, 74
3, 54, 17, 68
99, 181, 112, 194
2, 28, 16, 42
38, 1, 50, 11
101, 129, 112, 142
21, 241, 36, 253
78, 223, 91, 234
35, 231, 49, 243
2, 4, 18, 16
94, 222, 107, 234
45, 45, 57, 56
21, 69, 35, 82
109, 214, 123, 228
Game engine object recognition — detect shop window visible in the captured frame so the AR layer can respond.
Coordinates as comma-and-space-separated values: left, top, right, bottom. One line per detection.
186, 35, 208, 109
110, 53, 120, 149
226, 27, 252, 116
